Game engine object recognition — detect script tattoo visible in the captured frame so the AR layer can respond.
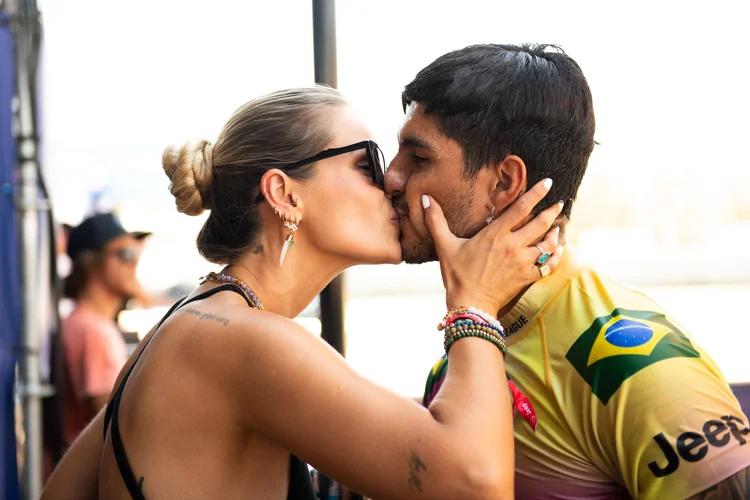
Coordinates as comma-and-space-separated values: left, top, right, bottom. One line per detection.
408, 452, 427, 492
184, 308, 230, 326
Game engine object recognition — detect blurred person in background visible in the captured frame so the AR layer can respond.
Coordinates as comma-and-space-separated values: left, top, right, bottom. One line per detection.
387, 43, 750, 499
60, 212, 149, 449
42, 86, 564, 500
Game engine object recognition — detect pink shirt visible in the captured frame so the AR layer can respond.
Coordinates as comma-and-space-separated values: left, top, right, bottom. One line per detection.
61, 305, 128, 447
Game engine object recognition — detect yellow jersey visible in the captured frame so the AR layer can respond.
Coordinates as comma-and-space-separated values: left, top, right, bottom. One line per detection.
423, 250, 750, 499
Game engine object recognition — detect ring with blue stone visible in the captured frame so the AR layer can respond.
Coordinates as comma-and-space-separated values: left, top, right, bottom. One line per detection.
535, 245, 551, 265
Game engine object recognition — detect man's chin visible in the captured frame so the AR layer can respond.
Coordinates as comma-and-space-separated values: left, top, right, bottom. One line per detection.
399, 239, 438, 264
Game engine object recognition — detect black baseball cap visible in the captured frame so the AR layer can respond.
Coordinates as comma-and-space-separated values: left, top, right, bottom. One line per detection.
66, 212, 151, 260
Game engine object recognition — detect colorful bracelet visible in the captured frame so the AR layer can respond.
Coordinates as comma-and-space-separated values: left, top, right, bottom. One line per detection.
439, 307, 505, 338
444, 328, 508, 356
439, 307, 508, 355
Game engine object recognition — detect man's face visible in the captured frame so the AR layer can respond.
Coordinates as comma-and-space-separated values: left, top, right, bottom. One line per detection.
386, 103, 486, 263
99, 234, 142, 299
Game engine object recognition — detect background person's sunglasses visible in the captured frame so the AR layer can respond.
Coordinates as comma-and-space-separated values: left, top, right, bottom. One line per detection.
255, 140, 386, 203
108, 247, 141, 263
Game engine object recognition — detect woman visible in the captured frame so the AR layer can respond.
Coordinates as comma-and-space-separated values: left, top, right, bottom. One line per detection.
42, 86, 562, 499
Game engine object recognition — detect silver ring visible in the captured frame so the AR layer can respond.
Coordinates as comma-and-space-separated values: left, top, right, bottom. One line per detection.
535, 245, 551, 265
538, 264, 551, 277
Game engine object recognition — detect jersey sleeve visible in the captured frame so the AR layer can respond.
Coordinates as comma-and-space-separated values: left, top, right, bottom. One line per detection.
422, 355, 448, 407
590, 339, 750, 499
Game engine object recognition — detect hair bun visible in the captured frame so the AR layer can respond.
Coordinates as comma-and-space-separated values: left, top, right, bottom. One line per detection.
162, 139, 214, 216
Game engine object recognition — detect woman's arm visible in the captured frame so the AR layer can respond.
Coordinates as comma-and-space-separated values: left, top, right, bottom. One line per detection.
217, 180, 562, 499
41, 408, 104, 500
42, 317, 165, 499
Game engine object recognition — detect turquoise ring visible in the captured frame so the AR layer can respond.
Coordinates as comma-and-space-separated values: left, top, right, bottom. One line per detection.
536, 245, 551, 265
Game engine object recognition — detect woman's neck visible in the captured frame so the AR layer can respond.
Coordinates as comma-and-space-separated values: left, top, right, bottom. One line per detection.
222, 238, 346, 318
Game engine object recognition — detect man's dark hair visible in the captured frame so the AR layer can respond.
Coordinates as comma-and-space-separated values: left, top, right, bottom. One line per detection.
402, 44, 596, 219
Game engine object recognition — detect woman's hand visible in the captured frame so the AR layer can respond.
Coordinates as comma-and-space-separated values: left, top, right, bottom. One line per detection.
423, 178, 563, 313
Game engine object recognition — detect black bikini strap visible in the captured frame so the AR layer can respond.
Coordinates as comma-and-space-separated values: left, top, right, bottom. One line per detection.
103, 284, 253, 438
103, 283, 255, 499
103, 295, 186, 440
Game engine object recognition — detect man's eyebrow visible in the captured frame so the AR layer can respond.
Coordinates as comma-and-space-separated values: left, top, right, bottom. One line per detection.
398, 135, 434, 151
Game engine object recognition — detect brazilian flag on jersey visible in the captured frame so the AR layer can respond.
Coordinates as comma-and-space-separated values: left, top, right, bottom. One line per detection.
565, 308, 700, 405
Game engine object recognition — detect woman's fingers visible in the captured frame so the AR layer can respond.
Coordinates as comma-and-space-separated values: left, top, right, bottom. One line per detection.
536, 244, 564, 278
487, 178, 554, 235
515, 199, 565, 243
422, 195, 457, 257
531, 227, 560, 261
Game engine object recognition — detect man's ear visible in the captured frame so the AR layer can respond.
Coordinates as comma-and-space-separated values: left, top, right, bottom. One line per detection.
489, 155, 527, 210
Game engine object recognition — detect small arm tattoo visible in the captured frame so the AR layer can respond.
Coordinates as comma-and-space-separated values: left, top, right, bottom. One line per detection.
408, 451, 427, 492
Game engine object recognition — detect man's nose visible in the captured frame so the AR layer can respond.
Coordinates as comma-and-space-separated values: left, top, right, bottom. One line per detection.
385, 157, 407, 196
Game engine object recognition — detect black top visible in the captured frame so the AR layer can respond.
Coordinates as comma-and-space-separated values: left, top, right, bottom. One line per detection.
103, 284, 316, 499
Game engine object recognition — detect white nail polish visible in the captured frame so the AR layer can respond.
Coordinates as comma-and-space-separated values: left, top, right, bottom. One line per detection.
421, 195, 430, 209
543, 178, 553, 190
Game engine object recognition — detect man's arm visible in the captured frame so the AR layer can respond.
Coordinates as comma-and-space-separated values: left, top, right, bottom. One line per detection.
688, 465, 749, 499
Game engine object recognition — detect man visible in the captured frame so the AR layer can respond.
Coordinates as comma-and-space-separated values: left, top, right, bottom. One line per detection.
60, 212, 149, 449
386, 44, 750, 499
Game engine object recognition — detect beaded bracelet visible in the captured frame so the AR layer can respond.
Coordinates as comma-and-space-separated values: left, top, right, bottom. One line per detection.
445, 317, 505, 340
439, 307, 505, 338
444, 328, 508, 356
439, 307, 508, 356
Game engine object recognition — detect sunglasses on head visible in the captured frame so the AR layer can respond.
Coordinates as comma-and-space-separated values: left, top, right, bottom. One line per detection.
108, 247, 141, 264
255, 140, 386, 202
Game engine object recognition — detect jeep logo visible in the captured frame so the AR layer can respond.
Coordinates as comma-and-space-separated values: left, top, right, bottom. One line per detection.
648, 415, 749, 477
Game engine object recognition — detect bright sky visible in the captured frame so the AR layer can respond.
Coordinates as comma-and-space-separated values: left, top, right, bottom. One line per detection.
38, 0, 749, 213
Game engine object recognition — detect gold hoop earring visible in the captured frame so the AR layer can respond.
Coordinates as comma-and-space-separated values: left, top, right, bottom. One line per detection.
279, 216, 298, 267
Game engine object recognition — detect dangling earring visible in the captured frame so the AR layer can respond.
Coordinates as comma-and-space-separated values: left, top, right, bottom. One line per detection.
278, 215, 298, 267
486, 206, 497, 225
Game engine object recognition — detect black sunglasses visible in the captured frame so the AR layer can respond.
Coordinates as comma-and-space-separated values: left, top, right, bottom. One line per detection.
255, 140, 386, 202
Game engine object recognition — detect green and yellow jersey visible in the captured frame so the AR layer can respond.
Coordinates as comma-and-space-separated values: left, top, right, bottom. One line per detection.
423, 250, 750, 499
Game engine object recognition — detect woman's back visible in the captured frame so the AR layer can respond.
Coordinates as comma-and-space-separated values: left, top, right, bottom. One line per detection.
98, 287, 313, 499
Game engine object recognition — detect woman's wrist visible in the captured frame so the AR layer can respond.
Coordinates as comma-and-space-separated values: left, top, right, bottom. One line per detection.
446, 296, 497, 317
438, 306, 507, 356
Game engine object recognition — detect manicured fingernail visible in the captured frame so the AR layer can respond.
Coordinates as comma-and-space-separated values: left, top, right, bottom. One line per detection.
558, 200, 565, 209
554, 226, 560, 233
543, 178, 553, 190
421, 195, 430, 209
558, 245, 564, 255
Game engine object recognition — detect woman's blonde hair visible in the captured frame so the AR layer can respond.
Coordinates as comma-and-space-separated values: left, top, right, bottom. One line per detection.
162, 86, 347, 264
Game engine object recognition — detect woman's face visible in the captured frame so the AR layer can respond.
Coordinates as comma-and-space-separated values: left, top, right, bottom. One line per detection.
298, 106, 402, 267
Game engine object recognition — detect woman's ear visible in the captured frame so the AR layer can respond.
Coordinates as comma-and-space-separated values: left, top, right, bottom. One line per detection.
260, 169, 302, 223
489, 155, 527, 211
